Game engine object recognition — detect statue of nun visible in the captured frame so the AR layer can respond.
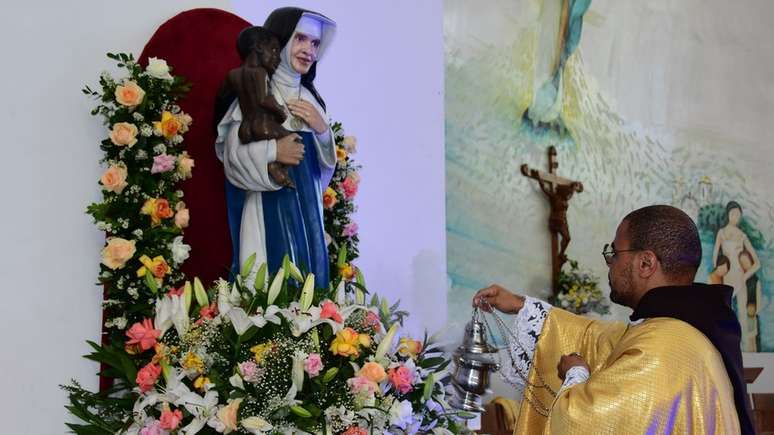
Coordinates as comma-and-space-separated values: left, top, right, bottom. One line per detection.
214, 7, 337, 286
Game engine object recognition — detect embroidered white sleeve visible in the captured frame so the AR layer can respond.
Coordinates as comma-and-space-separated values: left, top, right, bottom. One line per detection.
559, 365, 590, 393
499, 296, 552, 398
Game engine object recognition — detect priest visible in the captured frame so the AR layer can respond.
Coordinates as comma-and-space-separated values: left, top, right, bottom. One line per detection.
473, 205, 754, 434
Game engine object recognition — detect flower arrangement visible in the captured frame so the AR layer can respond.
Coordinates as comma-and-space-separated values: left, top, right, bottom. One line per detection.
83, 53, 193, 334
324, 124, 362, 283
119, 257, 467, 434
549, 260, 610, 315
63, 54, 470, 434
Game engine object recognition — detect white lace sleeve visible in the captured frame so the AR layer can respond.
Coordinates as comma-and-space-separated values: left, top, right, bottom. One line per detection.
499, 296, 552, 398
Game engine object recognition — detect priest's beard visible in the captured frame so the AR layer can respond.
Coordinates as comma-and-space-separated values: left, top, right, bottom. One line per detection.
609, 261, 635, 307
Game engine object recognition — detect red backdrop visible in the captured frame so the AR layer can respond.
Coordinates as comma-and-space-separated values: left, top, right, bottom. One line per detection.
100, 9, 249, 391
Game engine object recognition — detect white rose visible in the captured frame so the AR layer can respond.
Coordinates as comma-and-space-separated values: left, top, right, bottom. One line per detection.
146, 57, 173, 80
169, 236, 191, 265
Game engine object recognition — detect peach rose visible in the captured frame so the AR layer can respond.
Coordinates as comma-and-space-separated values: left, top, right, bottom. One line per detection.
177, 151, 194, 179
141, 198, 174, 225
100, 163, 128, 194
174, 202, 190, 229
342, 135, 357, 154
177, 112, 193, 133
101, 237, 136, 270
359, 361, 387, 383
109, 122, 138, 147
217, 398, 242, 433
114, 80, 145, 108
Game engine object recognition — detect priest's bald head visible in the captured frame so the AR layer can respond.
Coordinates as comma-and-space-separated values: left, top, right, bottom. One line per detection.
606, 205, 702, 308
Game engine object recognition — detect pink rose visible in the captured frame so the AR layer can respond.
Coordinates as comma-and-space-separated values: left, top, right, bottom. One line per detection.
347, 375, 378, 396
101, 237, 136, 270
340, 176, 359, 200
100, 163, 129, 194
365, 311, 381, 332
238, 361, 262, 382
151, 154, 176, 174
342, 222, 359, 238
125, 318, 161, 352
109, 122, 139, 147
136, 363, 161, 392
388, 365, 414, 394
139, 420, 168, 435
304, 353, 324, 377
174, 202, 190, 229
343, 427, 368, 435
159, 408, 183, 430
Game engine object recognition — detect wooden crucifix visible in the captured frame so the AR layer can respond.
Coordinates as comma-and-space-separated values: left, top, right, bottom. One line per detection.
521, 146, 584, 294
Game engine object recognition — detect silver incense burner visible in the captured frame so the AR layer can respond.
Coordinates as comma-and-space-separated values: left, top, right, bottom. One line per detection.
449, 307, 501, 412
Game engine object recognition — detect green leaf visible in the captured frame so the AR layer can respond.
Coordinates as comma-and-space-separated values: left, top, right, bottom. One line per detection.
420, 357, 446, 369
423, 373, 434, 400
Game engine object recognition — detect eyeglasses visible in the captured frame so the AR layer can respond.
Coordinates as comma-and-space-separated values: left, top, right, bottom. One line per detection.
602, 243, 642, 264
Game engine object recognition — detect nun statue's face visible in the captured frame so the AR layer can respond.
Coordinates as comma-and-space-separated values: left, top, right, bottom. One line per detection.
289, 31, 321, 74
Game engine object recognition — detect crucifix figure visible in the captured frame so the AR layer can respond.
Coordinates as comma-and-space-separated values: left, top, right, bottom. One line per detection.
521, 146, 584, 294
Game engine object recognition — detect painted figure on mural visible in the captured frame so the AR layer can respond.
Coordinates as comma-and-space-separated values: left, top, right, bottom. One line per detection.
712, 201, 761, 352
525, 0, 591, 132
740, 250, 763, 351
214, 7, 337, 286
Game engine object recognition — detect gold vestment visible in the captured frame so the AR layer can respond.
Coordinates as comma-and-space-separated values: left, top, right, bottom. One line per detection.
514, 309, 740, 434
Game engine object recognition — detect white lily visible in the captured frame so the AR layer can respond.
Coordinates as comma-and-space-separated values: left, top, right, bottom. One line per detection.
217, 283, 252, 334
178, 390, 220, 434
248, 305, 282, 328
229, 373, 245, 390
154, 293, 189, 336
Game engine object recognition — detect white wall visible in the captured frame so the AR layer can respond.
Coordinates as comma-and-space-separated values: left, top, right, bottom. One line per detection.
0, 1, 229, 433
0, 1, 445, 433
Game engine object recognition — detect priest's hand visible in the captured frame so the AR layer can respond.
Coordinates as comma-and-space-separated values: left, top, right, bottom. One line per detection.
276, 133, 305, 165
557, 353, 589, 381
472, 284, 525, 314
288, 99, 328, 134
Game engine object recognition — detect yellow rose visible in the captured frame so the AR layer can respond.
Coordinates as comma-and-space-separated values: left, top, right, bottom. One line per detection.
359, 361, 387, 383
217, 398, 242, 433
154, 111, 181, 139
339, 263, 355, 281
101, 237, 136, 270
177, 151, 194, 179
114, 80, 145, 108
109, 122, 139, 147
100, 163, 128, 194
330, 327, 364, 358
323, 187, 338, 209
398, 337, 423, 359
336, 146, 348, 161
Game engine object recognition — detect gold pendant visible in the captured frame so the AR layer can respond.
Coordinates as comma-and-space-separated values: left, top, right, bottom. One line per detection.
290, 116, 305, 131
